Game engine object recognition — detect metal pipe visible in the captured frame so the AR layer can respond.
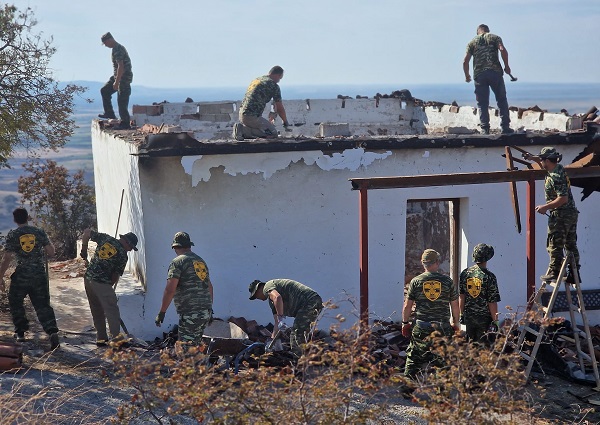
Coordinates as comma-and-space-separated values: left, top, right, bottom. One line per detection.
359, 184, 369, 330
526, 176, 536, 308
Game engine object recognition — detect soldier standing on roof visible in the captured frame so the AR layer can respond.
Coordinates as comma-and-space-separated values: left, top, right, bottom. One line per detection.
155, 232, 214, 344
80, 228, 138, 346
459, 243, 501, 342
402, 249, 460, 378
249, 278, 322, 356
233, 66, 290, 140
0, 208, 60, 350
463, 24, 513, 135
99, 32, 133, 130
523, 147, 581, 283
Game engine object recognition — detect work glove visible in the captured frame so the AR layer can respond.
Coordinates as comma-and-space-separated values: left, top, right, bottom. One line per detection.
277, 315, 290, 331
459, 314, 465, 325
155, 311, 165, 327
401, 322, 412, 338
487, 321, 499, 333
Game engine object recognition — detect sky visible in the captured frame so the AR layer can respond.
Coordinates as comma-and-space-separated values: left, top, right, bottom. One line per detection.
10, 0, 600, 89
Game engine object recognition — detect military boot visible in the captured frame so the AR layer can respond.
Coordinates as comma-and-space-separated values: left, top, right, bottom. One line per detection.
566, 265, 582, 284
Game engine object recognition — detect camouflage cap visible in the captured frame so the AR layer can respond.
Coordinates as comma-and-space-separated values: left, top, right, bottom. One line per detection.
538, 147, 561, 159
171, 231, 194, 248
119, 232, 138, 251
473, 243, 494, 263
101, 32, 113, 43
421, 249, 440, 264
249, 279, 264, 300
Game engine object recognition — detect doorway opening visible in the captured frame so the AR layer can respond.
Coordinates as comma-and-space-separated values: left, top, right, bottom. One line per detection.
404, 198, 460, 291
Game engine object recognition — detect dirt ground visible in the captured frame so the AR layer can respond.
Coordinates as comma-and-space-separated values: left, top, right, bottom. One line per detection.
1, 259, 600, 424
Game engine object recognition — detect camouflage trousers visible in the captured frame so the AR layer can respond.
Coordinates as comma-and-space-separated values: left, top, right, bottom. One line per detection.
465, 316, 492, 342
239, 113, 277, 138
101, 76, 131, 124
290, 296, 323, 355
8, 269, 58, 335
404, 321, 453, 378
547, 209, 579, 273
177, 307, 212, 344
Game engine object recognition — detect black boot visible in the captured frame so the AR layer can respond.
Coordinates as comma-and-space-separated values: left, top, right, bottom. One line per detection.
541, 270, 559, 281
566, 265, 582, 284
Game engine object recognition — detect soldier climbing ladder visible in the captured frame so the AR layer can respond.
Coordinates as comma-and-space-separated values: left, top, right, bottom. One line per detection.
516, 252, 600, 389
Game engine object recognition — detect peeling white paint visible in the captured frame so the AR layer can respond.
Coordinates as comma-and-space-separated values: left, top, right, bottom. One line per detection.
185, 148, 392, 185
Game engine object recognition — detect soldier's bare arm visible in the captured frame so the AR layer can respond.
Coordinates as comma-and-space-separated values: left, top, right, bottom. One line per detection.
44, 240, 56, 258
462, 52, 472, 83
114, 60, 125, 89
207, 278, 213, 303
159, 278, 179, 314
450, 299, 460, 329
458, 294, 465, 315
274, 101, 289, 126
498, 43, 511, 75
488, 302, 498, 322
0, 251, 14, 291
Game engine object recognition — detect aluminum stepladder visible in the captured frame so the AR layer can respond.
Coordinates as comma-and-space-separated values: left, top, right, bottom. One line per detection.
516, 252, 600, 388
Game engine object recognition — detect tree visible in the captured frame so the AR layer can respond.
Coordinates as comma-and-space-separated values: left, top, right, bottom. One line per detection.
18, 160, 96, 259
0, 4, 87, 168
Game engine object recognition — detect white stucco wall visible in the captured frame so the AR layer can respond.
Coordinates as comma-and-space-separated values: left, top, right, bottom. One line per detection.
90, 123, 600, 340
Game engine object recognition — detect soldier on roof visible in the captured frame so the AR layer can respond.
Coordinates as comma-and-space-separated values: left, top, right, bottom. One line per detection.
233, 66, 290, 140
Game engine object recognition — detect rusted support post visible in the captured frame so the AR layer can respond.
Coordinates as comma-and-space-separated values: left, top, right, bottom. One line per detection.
526, 176, 536, 308
358, 184, 369, 330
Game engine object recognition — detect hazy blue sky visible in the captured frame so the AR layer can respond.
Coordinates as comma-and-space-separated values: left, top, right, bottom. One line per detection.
11, 0, 600, 88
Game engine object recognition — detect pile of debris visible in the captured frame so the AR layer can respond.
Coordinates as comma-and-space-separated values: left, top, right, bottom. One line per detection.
49, 258, 87, 279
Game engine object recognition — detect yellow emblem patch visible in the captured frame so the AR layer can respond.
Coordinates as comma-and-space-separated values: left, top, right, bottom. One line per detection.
19, 234, 36, 253
98, 242, 117, 259
423, 280, 442, 301
193, 261, 208, 281
467, 277, 482, 298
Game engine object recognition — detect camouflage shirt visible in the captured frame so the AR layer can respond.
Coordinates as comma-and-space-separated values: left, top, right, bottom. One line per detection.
459, 265, 501, 321
167, 251, 212, 313
84, 231, 129, 284
545, 163, 577, 212
262, 279, 320, 317
240, 75, 282, 117
112, 43, 133, 84
466, 33, 504, 79
407, 271, 458, 322
5, 225, 50, 274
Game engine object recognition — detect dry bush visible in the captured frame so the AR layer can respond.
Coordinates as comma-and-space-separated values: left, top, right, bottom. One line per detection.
109, 320, 400, 424
405, 306, 563, 424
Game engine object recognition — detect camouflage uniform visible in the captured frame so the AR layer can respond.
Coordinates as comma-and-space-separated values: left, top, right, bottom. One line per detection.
544, 162, 579, 274
261, 279, 323, 354
84, 231, 129, 341
459, 265, 500, 341
167, 252, 213, 343
5, 225, 58, 336
404, 271, 458, 377
238, 75, 282, 137
101, 42, 133, 124
466, 32, 510, 130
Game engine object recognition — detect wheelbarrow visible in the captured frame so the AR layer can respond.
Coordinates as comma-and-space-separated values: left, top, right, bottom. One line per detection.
202, 320, 265, 373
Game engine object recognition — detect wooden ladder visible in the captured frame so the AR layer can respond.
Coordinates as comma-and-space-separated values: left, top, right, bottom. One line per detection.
516, 253, 600, 388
